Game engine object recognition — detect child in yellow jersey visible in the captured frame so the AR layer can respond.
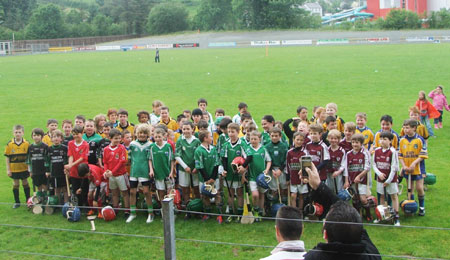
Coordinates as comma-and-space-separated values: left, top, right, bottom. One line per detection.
399, 119, 428, 216
400, 107, 429, 141
372, 115, 399, 152
325, 103, 345, 132
5, 125, 31, 208
42, 119, 58, 146
355, 112, 374, 150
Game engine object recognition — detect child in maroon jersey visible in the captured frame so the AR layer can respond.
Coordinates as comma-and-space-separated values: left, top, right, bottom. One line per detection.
286, 132, 308, 210
340, 122, 355, 153
305, 124, 330, 182
343, 133, 371, 219
327, 130, 347, 194
372, 131, 400, 226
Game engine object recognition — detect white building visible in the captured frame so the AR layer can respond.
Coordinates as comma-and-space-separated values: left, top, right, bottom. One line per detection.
301, 3, 323, 16
428, 0, 450, 12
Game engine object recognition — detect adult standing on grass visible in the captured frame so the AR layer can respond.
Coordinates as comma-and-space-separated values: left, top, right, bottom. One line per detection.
155, 48, 160, 63
428, 85, 450, 129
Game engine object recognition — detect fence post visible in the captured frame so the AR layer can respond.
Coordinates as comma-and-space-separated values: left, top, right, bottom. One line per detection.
162, 198, 176, 260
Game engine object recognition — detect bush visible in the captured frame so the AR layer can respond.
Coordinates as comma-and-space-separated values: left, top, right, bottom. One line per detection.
383, 9, 421, 29
146, 3, 189, 35
429, 8, 450, 28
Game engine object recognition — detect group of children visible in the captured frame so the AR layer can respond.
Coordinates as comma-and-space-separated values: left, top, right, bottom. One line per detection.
5, 95, 434, 226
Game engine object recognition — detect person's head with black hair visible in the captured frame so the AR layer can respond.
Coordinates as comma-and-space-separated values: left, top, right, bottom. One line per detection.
77, 163, 90, 178
275, 206, 303, 242
324, 201, 363, 244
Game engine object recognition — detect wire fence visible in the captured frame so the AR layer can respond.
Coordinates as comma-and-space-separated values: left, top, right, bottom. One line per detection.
0, 222, 447, 260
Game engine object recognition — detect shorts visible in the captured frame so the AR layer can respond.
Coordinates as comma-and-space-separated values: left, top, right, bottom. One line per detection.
129, 177, 151, 189
155, 178, 175, 191
10, 171, 30, 180
402, 173, 423, 181
351, 183, 368, 195
50, 176, 67, 188
290, 183, 308, 194
32, 174, 47, 187
249, 181, 266, 193
109, 174, 129, 191
89, 182, 107, 192
224, 178, 242, 189
178, 169, 199, 188
376, 182, 399, 195
199, 180, 220, 193
268, 172, 287, 191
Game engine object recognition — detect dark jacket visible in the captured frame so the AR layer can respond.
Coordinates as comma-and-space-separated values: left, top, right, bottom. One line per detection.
304, 183, 382, 260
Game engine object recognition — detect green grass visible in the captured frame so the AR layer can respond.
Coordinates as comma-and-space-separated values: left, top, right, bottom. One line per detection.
0, 44, 450, 259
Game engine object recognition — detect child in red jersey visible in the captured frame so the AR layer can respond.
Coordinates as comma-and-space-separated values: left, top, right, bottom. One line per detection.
103, 128, 129, 219
287, 132, 308, 210
78, 163, 108, 218
327, 130, 347, 194
305, 124, 330, 183
343, 134, 371, 220
339, 122, 355, 153
65, 125, 89, 207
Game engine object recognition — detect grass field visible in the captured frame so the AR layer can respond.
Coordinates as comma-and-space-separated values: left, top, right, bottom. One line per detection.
0, 44, 450, 260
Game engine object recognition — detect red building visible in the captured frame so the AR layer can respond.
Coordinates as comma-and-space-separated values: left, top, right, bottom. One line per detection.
366, 0, 427, 18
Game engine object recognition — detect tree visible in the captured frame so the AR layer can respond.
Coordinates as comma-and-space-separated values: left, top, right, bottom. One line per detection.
146, 3, 189, 35
0, 0, 37, 31
100, 0, 153, 35
26, 4, 65, 39
194, 0, 233, 30
93, 13, 113, 36
65, 9, 84, 25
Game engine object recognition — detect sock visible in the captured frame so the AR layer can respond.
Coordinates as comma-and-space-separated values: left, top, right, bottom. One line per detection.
216, 204, 223, 214
387, 195, 392, 206
204, 207, 211, 214
377, 193, 381, 203
394, 211, 399, 220
418, 195, 425, 208
254, 206, 260, 214
130, 205, 136, 215
24, 185, 30, 200
410, 194, 415, 200
237, 207, 243, 216
13, 188, 20, 203
147, 204, 153, 214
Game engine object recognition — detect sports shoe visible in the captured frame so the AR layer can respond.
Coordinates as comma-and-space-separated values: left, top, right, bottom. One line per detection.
201, 215, 210, 222
12, 203, 20, 209
225, 216, 233, 223
235, 216, 241, 223
434, 124, 439, 129
87, 210, 95, 216
126, 214, 137, 223
394, 220, 400, 226
124, 212, 130, 220
146, 214, 154, 224
373, 219, 380, 224
97, 212, 103, 219
216, 216, 223, 224
439, 122, 443, 128
418, 207, 425, 216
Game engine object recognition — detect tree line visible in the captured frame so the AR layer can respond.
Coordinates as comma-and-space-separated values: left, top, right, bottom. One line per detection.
1, 0, 450, 41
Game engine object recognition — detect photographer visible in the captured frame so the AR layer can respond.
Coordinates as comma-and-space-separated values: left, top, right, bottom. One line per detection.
303, 164, 381, 260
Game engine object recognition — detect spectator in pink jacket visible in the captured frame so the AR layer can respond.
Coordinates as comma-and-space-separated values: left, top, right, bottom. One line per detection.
429, 86, 450, 129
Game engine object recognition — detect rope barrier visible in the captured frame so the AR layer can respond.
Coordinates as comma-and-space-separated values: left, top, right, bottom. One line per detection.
174, 208, 450, 231
0, 249, 99, 260
0, 223, 446, 260
0, 202, 161, 212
